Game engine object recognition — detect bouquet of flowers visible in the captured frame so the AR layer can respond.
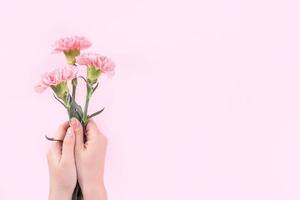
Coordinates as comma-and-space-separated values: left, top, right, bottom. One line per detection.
35, 36, 115, 199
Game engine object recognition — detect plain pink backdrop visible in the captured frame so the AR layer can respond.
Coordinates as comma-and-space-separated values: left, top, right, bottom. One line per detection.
1, 0, 300, 199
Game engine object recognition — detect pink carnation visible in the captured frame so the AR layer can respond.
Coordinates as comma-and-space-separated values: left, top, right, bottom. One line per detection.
34, 69, 61, 93
61, 65, 78, 80
76, 53, 97, 66
34, 83, 48, 93
41, 69, 63, 86
76, 53, 115, 73
34, 65, 78, 93
52, 36, 92, 53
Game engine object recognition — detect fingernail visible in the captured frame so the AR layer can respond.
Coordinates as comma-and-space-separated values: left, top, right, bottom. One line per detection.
70, 118, 79, 128
66, 127, 73, 137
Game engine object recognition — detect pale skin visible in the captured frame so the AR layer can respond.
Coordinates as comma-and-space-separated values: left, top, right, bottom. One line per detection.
47, 118, 107, 200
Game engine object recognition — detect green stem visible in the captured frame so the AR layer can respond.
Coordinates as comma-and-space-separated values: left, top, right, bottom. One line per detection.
65, 95, 72, 119
71, 78, 77, 102
83, 83, 92, 124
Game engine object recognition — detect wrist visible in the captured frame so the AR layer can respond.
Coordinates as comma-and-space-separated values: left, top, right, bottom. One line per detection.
80, 183, 107, 200
49, 188, 72, 200
49, 191, 72, 200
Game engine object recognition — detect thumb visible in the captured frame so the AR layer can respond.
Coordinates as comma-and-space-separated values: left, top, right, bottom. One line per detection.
70, 118, 84, 152
61, 127, 75, 163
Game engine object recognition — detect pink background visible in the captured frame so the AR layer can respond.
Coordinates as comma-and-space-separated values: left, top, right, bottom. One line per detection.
1, 0, 300, 199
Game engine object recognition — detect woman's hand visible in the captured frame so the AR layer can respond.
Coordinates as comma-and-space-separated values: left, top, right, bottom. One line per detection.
47, 121, 77, 200
70, 118, 108, 200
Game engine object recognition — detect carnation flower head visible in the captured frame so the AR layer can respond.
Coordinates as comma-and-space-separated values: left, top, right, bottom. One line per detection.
76, 53, 115, 73
34, 65, 78, 94
53, 36, 92, 64
41, 69, 63, 87
76, 53, 115, 84
34, 84, 48, 93
61, 65, 78, 80
53, 36, 91, 53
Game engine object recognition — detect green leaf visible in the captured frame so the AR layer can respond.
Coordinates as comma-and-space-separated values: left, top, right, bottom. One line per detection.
53, 94, 67, 108
88, 107, 105, 119
92, 82, 99, 93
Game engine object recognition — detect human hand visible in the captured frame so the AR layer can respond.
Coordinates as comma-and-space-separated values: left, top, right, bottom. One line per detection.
47, 121, 77, 200
70, 118, 108, 200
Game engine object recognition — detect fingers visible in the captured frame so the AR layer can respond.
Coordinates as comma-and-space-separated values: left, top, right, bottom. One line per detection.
50, 121, 69, 156
85, 119, 108, 146
61, 127, 75, 163
70, 118, 84, 152
55, 121, 70, 137
86, 119, 101, 135
85, 119, 101, 140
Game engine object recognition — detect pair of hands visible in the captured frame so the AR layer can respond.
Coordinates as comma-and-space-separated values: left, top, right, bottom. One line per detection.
47, 118, 107, 200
